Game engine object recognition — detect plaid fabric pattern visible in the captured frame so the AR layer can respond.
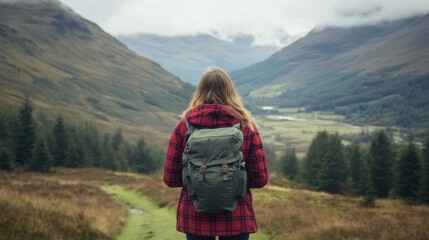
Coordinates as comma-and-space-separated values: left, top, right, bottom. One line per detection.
163, 104, 269, 237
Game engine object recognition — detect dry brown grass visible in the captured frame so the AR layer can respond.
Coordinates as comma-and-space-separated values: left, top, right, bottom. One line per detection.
2, 168, 429, 240
0, 169, 128, 240
47, 168, 182, 209
252, 186, 429, 240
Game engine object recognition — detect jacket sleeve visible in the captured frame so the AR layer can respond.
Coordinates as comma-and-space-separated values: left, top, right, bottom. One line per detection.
246, 128, 269, 188
163, 120, 186, 187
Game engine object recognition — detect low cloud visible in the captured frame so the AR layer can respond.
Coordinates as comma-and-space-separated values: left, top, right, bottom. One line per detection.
318, 0, 429, 29
58, 0, 429, 46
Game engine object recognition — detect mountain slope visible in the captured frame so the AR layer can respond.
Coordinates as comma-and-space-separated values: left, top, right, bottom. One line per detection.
0, 1, 193, 143
231, 14, 429, 130
118, 33, 280, 85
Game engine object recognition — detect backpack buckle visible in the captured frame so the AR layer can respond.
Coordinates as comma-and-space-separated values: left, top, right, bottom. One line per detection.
198, 166, 206, 181
198, 151, 208, 181
221, 156, 228, 174
198, 172, 204, 181
223, 173, 229, 181
221, 156, 228, 180
199, 166, 207, 174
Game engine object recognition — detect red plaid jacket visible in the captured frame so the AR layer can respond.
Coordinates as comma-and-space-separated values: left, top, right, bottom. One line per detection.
163, 104, 269, 237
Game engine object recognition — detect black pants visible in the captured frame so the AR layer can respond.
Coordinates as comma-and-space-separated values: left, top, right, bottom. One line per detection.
186, 233, 250, 240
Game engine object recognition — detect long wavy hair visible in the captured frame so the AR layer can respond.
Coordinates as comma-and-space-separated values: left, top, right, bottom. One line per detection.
181, 67, 257, 130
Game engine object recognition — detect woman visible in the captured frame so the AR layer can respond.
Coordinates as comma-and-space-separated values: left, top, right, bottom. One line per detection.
163, 67, 269, 240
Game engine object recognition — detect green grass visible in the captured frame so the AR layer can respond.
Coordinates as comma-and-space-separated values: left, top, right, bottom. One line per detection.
255, 108, 379, 157
102, 185, 269, 240
102, 185, 182, 240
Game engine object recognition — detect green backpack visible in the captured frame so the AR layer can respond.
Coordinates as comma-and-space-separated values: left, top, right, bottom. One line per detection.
182, 120, 247, 213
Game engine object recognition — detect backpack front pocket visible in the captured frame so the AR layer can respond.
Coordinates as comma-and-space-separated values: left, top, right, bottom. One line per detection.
182, 162, 197, 198
234, 164, 247, 199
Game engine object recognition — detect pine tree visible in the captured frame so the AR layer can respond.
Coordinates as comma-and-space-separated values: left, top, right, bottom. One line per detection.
318, 133, 347, 193
117, 144, 129, 171
65, 139, 79, 168
15, 95, 36, 166
112, 129, 123, 150
359, 154, 375, 197
45, 132, 56, 163
133, 138, 148, 173
81, 122, 102, 166
281, 148, 298, 180
65, 127, 86, 167
264, 144, 276, 172
53, 115, 68, 166
0, 111, 8, 141
147, 148, 163, 173
0, 140, 15, 171
91, 135, 102, 167
75, 131, 89, 167
344, 139, 374, 198
0, 110, 16, 171
347, 144, 364, 193
304, 131, 329, 187
101, 133, 117, 170
0, 108, 18, 142
123, 141, 135, 167
418, 139, 429, 204
395, 143, 421, 201
368, 130, 393, 198
30, 135, 53, 172
133, 138, 160, 173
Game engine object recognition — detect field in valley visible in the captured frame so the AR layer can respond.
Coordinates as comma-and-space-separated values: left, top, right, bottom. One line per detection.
1, 168, 429, 240
254, 107, 380, 157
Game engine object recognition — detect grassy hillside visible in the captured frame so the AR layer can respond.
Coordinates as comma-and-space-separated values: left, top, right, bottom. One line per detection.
1, 168, 429, 240
231, 14, 429, 132
0, 1, 194, 144
118, 33, 280, 85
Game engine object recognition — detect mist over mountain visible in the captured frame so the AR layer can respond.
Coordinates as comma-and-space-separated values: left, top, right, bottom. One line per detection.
231, 14, 429, 131
118, 33, 280, 85
0, 1, 193, 143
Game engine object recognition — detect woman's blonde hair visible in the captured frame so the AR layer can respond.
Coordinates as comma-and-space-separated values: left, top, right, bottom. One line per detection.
181, 67, 257, 130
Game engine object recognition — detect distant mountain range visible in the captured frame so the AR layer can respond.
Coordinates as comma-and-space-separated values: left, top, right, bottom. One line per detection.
118, 33, 280, 85
231, 14, 429, 131
0, 1, 193, 144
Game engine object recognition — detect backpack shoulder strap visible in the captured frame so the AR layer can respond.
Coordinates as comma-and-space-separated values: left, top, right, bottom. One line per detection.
185, 118, 198, 137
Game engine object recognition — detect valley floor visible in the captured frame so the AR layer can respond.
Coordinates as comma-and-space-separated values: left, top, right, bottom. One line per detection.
254, 107, 381, 157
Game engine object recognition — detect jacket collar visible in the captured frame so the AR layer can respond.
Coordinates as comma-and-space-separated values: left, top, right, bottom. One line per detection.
186, 104, 241, 128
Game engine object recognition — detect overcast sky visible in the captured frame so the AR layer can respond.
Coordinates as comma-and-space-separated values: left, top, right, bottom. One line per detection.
59, 0, 429, 46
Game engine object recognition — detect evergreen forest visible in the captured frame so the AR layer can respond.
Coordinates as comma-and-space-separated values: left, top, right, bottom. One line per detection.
0, 96, 162, 174
280, 130, 429, 205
